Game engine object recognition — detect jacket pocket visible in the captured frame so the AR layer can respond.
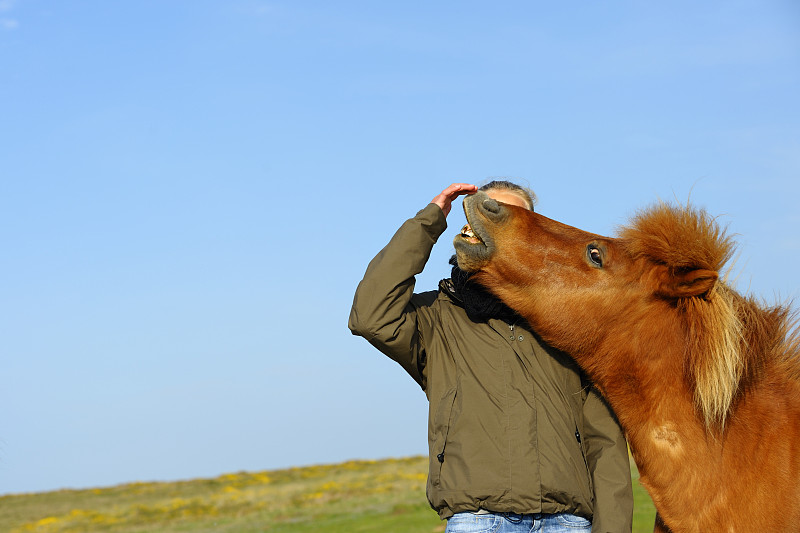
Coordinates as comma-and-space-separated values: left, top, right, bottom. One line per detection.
430, 386, 458, 487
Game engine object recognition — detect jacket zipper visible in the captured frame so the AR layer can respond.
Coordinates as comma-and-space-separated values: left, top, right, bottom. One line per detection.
575, 425, 594, 494
434, 388, 459, 483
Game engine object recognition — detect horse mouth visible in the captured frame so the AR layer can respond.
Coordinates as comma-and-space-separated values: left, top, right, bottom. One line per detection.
458, 223, 484, 245
456, 200, 489, 248
453, 194, 495, 270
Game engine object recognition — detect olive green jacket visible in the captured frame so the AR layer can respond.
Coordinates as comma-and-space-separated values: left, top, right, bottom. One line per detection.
348, 203, 633, 532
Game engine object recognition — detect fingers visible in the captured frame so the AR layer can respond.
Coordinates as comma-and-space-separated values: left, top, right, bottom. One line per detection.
431, 183, 478, 217
442, 183, 478, 200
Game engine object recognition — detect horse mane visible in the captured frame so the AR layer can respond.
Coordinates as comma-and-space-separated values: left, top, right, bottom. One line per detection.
617, 201, 799, 431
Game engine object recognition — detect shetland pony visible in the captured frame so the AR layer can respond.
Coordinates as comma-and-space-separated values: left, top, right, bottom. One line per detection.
454, 191, 800, 533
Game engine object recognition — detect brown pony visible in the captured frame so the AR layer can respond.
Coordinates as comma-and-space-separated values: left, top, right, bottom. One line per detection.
454, 191, 800, 533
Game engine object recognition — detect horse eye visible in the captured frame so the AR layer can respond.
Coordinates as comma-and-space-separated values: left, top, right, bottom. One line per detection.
587, 245, 603, 267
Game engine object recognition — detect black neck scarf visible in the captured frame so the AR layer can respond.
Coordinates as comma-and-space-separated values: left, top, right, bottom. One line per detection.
447, 255, 520, 323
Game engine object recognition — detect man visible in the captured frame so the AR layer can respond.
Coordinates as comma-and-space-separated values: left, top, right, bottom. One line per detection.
349, 182, 633, 532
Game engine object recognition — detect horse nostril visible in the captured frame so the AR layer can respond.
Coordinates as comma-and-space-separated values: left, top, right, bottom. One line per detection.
483, 198, 500, 214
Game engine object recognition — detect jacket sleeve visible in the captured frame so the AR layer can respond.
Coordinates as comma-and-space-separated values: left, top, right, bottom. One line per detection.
582, 387, 634, 533
348, 203, 447, 390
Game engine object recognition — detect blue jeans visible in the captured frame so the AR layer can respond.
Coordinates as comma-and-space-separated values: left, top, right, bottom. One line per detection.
445, 512, 592, 533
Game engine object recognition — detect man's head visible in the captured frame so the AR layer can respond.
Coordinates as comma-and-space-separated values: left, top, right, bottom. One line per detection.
459, 180, 535, 246
450, 179, 536, 322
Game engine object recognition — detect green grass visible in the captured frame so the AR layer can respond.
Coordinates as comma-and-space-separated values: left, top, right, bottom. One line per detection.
0, 456, 655, 532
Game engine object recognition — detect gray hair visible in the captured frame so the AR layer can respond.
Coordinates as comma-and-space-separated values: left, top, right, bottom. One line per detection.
479, 179, 537, 211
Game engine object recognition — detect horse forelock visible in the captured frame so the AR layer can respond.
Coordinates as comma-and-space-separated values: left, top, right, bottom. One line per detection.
617, 201, 735, 273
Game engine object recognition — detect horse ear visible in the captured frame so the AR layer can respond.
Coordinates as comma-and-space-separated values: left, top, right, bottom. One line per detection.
657, 268, 718, 299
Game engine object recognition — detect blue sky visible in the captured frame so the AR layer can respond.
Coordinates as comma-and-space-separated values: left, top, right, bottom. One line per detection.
1, 1, 798, 494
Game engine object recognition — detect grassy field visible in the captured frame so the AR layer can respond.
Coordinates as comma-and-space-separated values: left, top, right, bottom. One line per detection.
0, 456, 656, 532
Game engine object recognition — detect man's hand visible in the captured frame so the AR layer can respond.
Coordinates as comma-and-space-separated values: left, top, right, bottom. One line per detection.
431, 183, 478, 217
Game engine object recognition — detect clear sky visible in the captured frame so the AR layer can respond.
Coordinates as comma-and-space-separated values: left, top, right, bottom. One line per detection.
1, 1, 798, 495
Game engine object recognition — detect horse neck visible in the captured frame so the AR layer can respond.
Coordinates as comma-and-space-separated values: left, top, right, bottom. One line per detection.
579, 311, 718, 483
